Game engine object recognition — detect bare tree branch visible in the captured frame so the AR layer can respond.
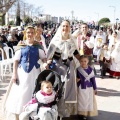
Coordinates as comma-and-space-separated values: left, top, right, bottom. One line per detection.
0, 0, 16, 14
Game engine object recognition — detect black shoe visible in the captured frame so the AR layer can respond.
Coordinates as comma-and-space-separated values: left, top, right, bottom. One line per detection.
58, 116, 60, 120
83, 116, 87, 120
109, 75, 113, 78
78, 115, 83, 119
78, 115, 87, 120
100, 75, 104, 79
62, 117, 70, 120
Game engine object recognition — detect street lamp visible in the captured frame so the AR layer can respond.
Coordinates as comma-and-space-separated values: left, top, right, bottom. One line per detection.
116, 18, 119, 29
116, 18, 119, 23
109, 6, 116, 23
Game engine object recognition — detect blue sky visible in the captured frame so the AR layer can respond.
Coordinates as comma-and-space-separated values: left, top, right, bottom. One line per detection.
25, 0, 120, 23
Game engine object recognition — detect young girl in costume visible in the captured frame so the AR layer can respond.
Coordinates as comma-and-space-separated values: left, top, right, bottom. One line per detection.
19, 81, 58, 120
5, 26, 47, 120
77, 55, 98, 120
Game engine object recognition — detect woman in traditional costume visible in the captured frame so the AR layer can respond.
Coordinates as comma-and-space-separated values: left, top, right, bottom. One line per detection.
5, 26, 47, 120
109, 41, 120, 79
46, 20, 80, 119
108, 31, 119, 53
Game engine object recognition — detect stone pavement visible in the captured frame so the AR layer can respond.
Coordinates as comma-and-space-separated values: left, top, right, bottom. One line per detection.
0, 65, 120, 120
88, 65, 120, 120
0, 76, 11, 120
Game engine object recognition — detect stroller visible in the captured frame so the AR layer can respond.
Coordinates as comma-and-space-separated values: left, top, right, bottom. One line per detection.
20, 69, 63, 120
33, 69, 63, 97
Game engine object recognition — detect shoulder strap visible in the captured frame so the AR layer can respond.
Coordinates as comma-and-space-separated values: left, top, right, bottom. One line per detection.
33, 41, 44, 50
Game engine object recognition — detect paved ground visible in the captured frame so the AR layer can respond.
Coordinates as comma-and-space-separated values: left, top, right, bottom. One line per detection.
89, 65, 120, 120
0, 76, 11, 120
0, 65, 120, 120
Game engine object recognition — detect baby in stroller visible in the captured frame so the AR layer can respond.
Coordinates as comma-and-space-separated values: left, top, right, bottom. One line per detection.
19, 70, 63, 120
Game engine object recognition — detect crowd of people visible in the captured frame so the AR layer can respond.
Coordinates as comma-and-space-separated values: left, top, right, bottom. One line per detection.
0, 20, 120, 120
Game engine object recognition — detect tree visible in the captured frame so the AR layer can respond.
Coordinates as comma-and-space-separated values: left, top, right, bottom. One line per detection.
16, 1, 21, 26
0, 0, 16, 25
9, 20, 14, 25
0, 0, 43, 25
0, 0, 16, 10
24, 16, 33, 25
98, 18, 111, 25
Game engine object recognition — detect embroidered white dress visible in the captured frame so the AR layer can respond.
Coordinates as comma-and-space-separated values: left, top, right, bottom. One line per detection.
47, 35, 78, 117
93, 34, 106, 56
5, 48, 46, 114
110, 41, 120, 76
77, 66, 98, 116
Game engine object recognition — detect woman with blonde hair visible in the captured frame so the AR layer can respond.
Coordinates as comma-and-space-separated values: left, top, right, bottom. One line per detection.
5, 26, 47, 120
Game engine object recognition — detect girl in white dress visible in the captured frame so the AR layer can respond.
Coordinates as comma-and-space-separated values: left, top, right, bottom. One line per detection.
110, 41, 120, 79
108, 31, 119, 53
77, 55, 98, 120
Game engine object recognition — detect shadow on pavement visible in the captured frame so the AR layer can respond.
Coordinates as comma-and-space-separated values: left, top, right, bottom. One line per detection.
1, 79, 11, 83
58, 110, 120, 120
88, 110, 120, 120
98, 87, 118, 92
0, 89, 6, 100
97, 87, 120, 97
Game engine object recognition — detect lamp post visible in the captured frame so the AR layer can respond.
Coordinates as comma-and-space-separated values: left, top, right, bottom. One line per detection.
109, 6, 116, 23
116, 18, 119, 29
